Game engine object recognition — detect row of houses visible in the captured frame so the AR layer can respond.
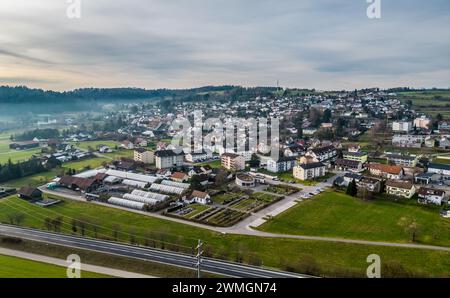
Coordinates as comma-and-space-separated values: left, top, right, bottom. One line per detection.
336, 172, 447, 205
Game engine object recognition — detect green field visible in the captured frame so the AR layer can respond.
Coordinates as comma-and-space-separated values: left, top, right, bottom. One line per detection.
63, 157, 110, 171
0, 140, 42, 164
399, 91, 450, 118
259, 191, 450, 247
103, 150, 134, 160
71, 140, 133, 160
195, 160, 222, 169
212, 192, 243, 204
0, 170, 61, 188
0, 157, 110, 188
0, 254, 109, 278
0, 132, 42, 164
0, 195, 448, 277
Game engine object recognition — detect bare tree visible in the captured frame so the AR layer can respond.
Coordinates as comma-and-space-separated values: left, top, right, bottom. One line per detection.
112, 224, 120, 241
397, 217, 420, 242
44, 217, 52, 231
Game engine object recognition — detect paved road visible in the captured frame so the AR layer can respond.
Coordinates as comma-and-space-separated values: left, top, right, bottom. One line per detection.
0, 247, 153, 278
0, 224, 309, 278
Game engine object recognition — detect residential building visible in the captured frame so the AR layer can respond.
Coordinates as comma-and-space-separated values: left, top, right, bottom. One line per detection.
156, 168, 172, 178
306, 145, 337, 162
120, 140, 135, 150
392, 134, 424, 148
189, 190, 211, 205
392, 121, 412, 133
171, 172, 189, 183
134, 148, 154, 164
303, 128, 317, 136
293, 162, 326, 181
185, 150, 212, 163
418, 187, 445, 205
266, 156, 297, 173
439, 137, 450, 149
438, 120, 450, 132
284, 144, 305, 157
221, 153, 245, 171
368, 163, 404, 180
335, 159, 363, 172
134, 138, 147, 147
425, 136, 436, 148
18, 187, 42, 200
415, 172, 434, 185
427, 163, 450, 176
386, 180, 416, 198
347, 144, 361, 153
343, 173, 363, 185
343, 151, 368, 163
155, 150, 185, 169
298, 155, 318, 164
9, 141, 39, 150
357, 177, 381, 193
386, 154, 418, 167
414, 116, 431, 129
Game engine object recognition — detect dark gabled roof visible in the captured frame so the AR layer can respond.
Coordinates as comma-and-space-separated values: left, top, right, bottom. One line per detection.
298, 162, 325, 170
273, 156, 297, 163
155, 150, 184, 157
358, 176, 381, 185
343, 151, 368, 157
415, 172, 434, 179
135, 148, 150, 153
386, 179, 414, 189
93, 173, 108, 181
18, 187, 41, 197
201, 165, 213, 171
336, 159, 361, 167
428, 163, 450, 171
418, 187, 445, 197
221, 153, 240, 159
344, 173, 363, 180
311, 145, 335, 155
59, 176, 97, 191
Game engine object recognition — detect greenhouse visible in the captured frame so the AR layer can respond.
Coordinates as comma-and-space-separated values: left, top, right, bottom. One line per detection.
107, 197, 145, 210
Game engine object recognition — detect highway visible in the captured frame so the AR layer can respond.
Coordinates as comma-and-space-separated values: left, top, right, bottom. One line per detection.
0, 224, 309, 278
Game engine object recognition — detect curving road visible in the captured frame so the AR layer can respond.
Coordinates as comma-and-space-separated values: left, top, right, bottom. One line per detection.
0, 224, 310, 278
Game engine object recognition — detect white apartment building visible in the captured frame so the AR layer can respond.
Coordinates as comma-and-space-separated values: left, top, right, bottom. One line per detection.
221, 153, 245, 171
392, 121, 412, 132
134, 148, 154, 164
414, 116, 431, 129
293, 162, 326, 181
155, 150, 185, 169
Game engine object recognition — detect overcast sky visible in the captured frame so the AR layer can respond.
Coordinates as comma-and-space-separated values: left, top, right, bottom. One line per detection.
0, 0, 449, 91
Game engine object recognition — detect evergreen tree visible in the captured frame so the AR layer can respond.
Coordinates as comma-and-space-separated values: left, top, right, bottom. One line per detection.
346, 179, 358, 197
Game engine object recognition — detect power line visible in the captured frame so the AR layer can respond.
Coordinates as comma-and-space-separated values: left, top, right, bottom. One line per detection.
195, 239, 203, 278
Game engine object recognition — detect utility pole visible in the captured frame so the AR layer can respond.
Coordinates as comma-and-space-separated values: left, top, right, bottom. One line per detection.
195, 239, 203, 278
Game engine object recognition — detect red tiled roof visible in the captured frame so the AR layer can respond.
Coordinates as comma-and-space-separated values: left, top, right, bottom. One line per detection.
368, 163, 403, 175
171, 172, 187, 180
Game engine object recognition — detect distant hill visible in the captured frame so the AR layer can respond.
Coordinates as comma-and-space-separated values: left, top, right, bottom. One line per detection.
0, 85, 243, 103
0, 85, 288, 104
